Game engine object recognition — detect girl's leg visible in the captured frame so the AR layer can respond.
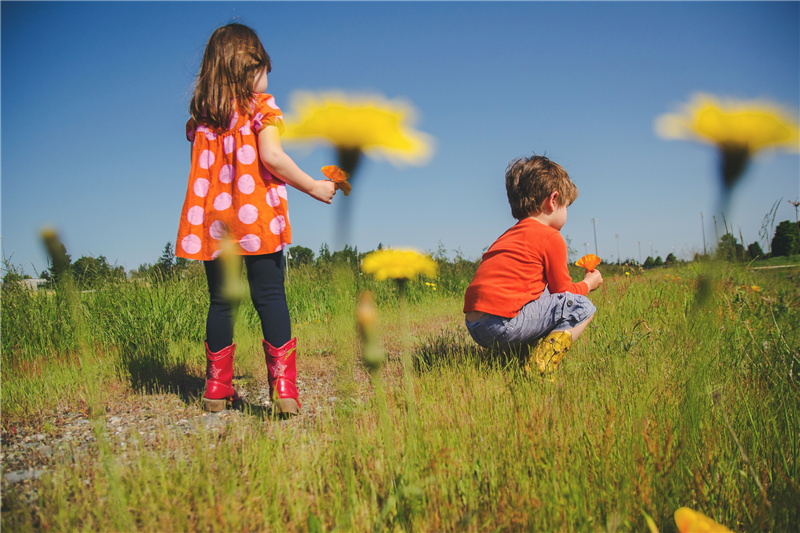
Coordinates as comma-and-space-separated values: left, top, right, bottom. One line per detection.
246, 252, 300, 415
243, 252, 291, 347
204, 258, 238, 352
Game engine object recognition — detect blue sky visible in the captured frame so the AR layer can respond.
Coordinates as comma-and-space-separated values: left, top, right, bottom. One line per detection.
2, 1, 799, 277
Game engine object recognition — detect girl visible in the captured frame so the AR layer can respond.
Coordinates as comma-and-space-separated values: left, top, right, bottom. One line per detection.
176, 23, 336, 414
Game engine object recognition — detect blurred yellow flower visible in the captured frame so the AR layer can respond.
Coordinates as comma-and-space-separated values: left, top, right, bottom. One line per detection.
282, 92, 434, 166
751, 285, 761, 292
656, 93, 799, 190
674, 507, 733, 533
656, 93, 799, 154
362, 249, 438, 281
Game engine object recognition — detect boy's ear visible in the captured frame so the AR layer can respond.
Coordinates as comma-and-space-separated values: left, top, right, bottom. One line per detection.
544, 191, 560, 212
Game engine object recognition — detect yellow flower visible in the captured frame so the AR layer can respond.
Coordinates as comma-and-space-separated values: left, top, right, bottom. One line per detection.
674, 507, 733, 533
362, 249, 438, 281
656, 93, 799, 154
656, 93, 800, 189
281, 92, 434, 166
751, 285, 761, 292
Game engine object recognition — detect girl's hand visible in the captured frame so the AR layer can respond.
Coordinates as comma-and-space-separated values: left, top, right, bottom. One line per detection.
310, 180, 336, 204
583, 269, 603, 292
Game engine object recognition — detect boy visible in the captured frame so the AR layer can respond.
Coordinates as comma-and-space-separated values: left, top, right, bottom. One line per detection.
463, 155, 603, 376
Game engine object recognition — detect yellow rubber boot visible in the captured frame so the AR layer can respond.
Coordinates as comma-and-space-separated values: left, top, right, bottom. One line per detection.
524, 330, 572, 379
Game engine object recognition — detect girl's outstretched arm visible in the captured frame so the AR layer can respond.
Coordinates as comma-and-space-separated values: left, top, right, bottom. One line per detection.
258, 125, 336, 204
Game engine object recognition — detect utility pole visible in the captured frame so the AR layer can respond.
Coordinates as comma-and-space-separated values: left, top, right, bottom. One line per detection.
713, 215, 719, 245
615, 234, 620, 264
583, 242, 589, 255
591, 218, 598, 256
700, 211, 707, 255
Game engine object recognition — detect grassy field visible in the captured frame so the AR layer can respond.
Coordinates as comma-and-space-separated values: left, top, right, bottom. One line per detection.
1, 258, 798, 531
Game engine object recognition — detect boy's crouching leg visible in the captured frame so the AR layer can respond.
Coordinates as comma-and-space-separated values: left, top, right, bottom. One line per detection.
524, 330, 572, 379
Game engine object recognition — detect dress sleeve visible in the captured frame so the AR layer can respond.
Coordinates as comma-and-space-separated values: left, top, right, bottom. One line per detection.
543, 232, 589, 296
252, 93, 285, 135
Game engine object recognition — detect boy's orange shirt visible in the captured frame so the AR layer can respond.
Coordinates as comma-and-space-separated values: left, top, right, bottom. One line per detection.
464, 218, 589, 318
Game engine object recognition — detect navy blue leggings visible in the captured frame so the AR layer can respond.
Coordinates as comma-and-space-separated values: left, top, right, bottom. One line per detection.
204, 252, 291, 352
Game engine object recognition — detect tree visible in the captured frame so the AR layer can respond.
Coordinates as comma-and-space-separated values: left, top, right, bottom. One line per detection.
717, 233, 745, 262
747, 241, 764, 260
156, 242, 175, 277
771, 220, 800, 257
289, 246, 314, 265
643, 256, 655, 268
46, 241, 72, 282
72, 255, 123, 289
665, 253, 677, 266
317, 243, 332, 265
331, 244, 358, 266
654, 256, 664, 267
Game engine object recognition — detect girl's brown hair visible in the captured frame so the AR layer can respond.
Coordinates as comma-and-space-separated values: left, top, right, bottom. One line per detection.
190, 23, 271, 130
505, 155, 578, 220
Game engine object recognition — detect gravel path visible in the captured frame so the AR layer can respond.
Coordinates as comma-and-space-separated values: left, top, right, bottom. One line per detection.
0, 355, 374, 511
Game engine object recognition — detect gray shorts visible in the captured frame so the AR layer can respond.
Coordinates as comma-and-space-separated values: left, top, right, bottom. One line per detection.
465, 291, 596, 349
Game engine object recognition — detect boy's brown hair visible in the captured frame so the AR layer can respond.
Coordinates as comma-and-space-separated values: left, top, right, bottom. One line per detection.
505, 155, 578, 220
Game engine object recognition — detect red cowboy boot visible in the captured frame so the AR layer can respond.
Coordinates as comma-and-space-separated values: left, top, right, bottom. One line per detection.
203, 342, 241, 412
262, 338, 301, 415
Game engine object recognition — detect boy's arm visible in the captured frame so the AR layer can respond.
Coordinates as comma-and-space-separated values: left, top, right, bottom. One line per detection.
543, 234, 590, 295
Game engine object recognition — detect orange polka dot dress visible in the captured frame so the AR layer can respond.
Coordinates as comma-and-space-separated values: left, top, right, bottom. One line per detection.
176, 93, 291, 260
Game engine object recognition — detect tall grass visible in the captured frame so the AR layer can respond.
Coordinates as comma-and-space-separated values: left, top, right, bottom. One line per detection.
1, 258, 798, 531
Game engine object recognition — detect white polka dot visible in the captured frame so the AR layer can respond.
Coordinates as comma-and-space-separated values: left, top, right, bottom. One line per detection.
277, 184, 288, 200
239, 121, 251, 135
274, 243, 286, 253
219, 164, 234, 183
266, 96, 278, 109
187, 206, 204, 225
266, 188, 280, 207
239, 234, 261, 252
270, 215, 286, 235
237, 145, 256, 165
228, 112, 239, 130
199, 150, 215, 169
204, 131, 217, 141
238, 204, 259, 224
213, 193, 232, 211
238, 174, 255, 194
211, 250, 221, 260
181, 234, 201, 255
209, 220, 227, 240
193, 178, 210, 197
223, 136, 236, 154
259, 166, 273, 182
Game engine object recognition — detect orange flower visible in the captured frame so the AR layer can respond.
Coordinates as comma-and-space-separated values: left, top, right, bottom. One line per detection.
575, 254, 601, 271
321, 165, 352, 196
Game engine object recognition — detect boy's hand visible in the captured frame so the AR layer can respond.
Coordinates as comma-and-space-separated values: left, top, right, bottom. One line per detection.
310, 180, 336, 204
583, 269, 603, 292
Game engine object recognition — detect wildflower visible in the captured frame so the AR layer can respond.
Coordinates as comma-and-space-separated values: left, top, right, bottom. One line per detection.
575, 254, 601, 271
282, 92, 434, 170
625, 271, 631, 276
321, 165, 352, 196
656, 93, 800, 189
751, 285, 761, 292
362, 249, 437, 281
425, 282, 437, 290
674, 507, 733, 533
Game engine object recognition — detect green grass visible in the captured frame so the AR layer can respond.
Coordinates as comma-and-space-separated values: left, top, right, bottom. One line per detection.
1, 259, 798, 531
